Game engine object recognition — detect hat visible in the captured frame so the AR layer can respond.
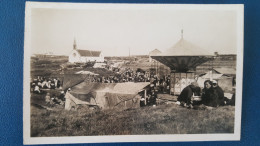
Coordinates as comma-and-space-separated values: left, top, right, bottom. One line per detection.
191, 82, 199, 87
212, 80, 218, 84
68, 88, 71, 91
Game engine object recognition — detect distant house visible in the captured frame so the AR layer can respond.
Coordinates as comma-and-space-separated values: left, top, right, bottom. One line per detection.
149, 49, 161, 62
68, 40, 104, 63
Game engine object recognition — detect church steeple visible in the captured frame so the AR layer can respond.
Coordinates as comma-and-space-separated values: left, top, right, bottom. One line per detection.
73, 38, 77, 50
181, 29, 183, 39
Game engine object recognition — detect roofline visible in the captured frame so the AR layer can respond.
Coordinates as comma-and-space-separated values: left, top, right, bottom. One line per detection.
151, 55, 214, 57
217, 54, 237, 56
76, 49, 102, 53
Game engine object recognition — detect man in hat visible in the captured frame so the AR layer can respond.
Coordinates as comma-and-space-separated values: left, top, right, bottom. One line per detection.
178, 82, 200, 108
212, 80, 225, 106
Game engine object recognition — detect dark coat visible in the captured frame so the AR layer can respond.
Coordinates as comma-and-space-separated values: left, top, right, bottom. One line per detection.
178, 85, 193, 105
214, 86, 225, 105
202, 87, 219, 107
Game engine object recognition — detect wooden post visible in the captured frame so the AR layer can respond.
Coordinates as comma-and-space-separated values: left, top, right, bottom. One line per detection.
144, 89, 147, 105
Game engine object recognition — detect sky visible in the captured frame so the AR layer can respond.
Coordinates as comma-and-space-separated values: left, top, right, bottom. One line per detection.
31, 5, 238, 56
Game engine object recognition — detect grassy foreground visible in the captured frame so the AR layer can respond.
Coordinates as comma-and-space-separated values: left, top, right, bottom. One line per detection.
31, 103, 234, 137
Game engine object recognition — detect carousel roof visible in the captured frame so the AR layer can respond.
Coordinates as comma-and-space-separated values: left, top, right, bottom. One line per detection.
151, 38, 214, 72
153, 38, 212, 57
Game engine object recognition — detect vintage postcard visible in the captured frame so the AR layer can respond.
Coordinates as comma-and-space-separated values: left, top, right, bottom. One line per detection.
23, 2, 244, 144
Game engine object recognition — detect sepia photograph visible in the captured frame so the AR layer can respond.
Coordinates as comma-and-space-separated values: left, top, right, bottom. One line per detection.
23, 2, 244, 144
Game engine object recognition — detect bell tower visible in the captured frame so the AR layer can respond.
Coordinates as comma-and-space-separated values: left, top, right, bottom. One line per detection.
73, 38, 77, 50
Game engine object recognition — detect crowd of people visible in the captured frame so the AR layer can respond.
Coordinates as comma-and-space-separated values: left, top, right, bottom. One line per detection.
90, 68, 151, 83
31, 76, 62, 94
177, 80, 235, 109
31, 68, 235, 109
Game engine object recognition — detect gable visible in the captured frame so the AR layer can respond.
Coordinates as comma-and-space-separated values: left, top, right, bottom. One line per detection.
69, 50, 80, 58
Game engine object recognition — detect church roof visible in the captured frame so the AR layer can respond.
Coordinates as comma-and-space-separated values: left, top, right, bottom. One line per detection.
76, 50, 101, 57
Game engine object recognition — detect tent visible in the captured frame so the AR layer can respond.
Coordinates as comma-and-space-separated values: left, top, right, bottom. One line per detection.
197, 71, 233, 92
93, 63, 107, 68
213, 67, 236, 77
62, 74, 87, 90
76, 70, 99, 76
150, 37, 213, 95
151, 38, 213, 72
65, 82, 150, 110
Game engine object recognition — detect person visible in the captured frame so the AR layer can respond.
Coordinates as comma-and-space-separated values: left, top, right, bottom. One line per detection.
201, 80, 219, 107
45, 93, 51, 104
212, 80, 225, 106
59, 91, 66, 101
31, 82, 36, 92
177, 82, 199, 108
50, 80, 55, 89
149, 89, 157, 106
140, 91, 146, 107
229, 93, 235, 106
162, 80, 167, 93
57, 79, 61, 88
192, 85, 202, 106
33, 85, 41, 94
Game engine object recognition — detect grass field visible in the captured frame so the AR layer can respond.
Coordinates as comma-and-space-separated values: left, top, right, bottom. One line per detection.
31, 103, 234, 137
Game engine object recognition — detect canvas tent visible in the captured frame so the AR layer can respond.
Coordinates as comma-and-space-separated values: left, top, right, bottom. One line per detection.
65, 82, 150, 110
62, 74, 87, 90
197, 71, 233, 92
76, 70, 99, 75
213, 67, 236, 77
93, 63, 107, 68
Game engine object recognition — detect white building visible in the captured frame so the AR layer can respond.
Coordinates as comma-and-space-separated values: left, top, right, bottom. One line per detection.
149, 49, 161, 62
68, 40, 104, 63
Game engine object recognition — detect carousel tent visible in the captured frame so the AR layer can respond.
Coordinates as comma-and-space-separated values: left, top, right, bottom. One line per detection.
65, 82, 150, 110
151, 38, 213, 72
151, 37, 214, 94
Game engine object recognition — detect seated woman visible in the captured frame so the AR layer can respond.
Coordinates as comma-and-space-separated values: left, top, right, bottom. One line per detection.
212, 80, 225, 106
201, 80, 219, 107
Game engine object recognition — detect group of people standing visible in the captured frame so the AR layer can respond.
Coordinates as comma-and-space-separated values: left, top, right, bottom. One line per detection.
90, 68, 150, 83
178, 80, 235, 109
31, 76, 62, 94
150, 75, 171, 94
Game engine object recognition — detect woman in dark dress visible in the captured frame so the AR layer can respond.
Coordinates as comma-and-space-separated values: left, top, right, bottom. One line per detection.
201, 80, 219, 107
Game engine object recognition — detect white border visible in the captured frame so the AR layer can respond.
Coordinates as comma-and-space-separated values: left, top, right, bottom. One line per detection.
23, 2, 244, 145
